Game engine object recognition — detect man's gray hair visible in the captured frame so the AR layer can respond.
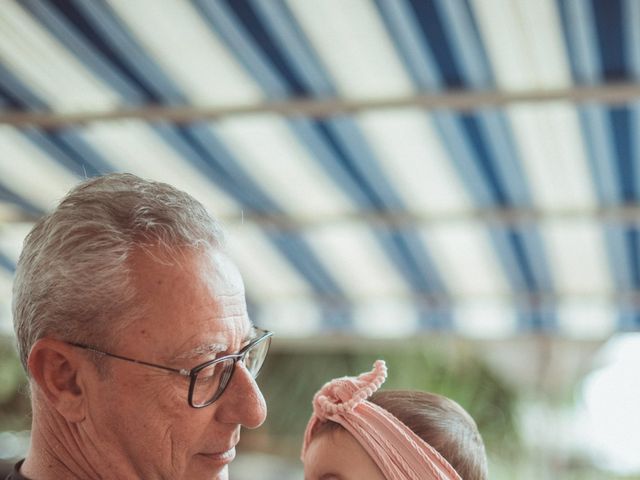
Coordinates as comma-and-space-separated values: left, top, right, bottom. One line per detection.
12, 173, 225, 372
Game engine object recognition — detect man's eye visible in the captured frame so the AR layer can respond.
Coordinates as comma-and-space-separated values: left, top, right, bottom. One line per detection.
199, 373, 217, 384
198, 362, 224, 383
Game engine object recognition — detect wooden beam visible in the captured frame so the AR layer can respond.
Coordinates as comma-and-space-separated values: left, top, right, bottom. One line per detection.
4, 204, 640, 227
2, 82, 640, 128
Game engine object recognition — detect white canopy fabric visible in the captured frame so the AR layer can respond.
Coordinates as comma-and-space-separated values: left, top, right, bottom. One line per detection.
0, 0, 637, 340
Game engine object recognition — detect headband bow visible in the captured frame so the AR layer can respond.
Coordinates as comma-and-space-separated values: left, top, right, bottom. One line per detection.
302, 360, 462, 480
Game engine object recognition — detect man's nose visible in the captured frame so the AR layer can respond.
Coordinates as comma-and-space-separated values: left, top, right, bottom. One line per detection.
215, 362, 267, 429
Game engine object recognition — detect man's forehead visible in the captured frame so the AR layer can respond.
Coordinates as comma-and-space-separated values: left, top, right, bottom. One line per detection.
210, 291, 247, 315
131, 245, 245, 296
201, 249, 245, 293
128, 246, 252, 359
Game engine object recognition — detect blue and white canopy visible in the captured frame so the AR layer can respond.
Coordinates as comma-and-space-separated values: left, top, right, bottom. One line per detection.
0, 0, 637, 340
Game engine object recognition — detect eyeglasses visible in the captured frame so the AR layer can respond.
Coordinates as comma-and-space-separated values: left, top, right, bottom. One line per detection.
69, 327, 273, 408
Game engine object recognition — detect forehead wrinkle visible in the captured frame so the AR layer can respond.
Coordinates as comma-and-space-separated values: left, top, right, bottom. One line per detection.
212, 293, 248, 316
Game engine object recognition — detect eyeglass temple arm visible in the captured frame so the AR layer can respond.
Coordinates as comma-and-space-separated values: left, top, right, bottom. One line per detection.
69, 342, 191, 376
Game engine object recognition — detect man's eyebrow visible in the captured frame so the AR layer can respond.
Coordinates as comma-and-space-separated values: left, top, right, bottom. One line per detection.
244, 324, 258, 341
173, 343, 227, 361
172, 326, 257, 362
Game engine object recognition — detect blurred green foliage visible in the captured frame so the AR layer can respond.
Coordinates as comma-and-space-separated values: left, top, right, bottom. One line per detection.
0, 335, 637, 479
251, 340, 519, 461
0, 338, 29, 431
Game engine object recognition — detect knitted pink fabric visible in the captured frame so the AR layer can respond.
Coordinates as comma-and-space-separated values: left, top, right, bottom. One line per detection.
301, 360, 462, 480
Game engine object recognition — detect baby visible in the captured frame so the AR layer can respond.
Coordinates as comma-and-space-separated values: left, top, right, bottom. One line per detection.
301, 360, 488, 480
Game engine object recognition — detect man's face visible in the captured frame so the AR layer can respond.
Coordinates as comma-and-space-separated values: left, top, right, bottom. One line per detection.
83, 246, 266, 480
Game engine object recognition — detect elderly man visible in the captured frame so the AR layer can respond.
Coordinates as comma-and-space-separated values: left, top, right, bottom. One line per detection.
7, 173, 272, 480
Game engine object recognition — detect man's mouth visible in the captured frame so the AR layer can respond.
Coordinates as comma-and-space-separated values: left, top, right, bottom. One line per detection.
198, 447, 236, 464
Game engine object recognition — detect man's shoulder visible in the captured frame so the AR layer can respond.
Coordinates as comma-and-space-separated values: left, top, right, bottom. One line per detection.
0, 461, 12, 479
2, 460, 29, 480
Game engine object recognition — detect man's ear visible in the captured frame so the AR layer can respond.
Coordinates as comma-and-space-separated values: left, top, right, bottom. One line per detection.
28, 338, 87, 422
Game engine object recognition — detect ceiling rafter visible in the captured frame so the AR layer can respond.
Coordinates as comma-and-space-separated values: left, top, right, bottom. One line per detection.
1, 82, 640, 128
3, 204, 640, 227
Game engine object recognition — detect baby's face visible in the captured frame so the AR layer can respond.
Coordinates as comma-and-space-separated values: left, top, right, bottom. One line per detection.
303, 429, 386, 480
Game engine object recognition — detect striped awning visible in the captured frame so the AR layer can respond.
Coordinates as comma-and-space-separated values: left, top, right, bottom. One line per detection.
0, 0, 638, 339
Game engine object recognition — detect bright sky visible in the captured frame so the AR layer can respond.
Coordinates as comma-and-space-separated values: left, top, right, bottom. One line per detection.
579, 333, 640, 473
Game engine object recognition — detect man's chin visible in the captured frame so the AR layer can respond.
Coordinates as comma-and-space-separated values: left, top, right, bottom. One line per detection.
181, 461, 228, 480
214, 465, 228, 480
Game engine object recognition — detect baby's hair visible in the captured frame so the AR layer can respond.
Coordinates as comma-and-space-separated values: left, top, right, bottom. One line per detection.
370, 390, 488, 480
308, 389, 488, 480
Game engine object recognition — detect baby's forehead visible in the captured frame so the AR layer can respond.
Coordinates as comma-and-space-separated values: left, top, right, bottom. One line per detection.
310, 419, 346, 440
303, 428, 385, 480
305, 427, 350, 456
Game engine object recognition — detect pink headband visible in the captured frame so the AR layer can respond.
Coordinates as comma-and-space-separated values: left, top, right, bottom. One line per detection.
301, 360, 462, 480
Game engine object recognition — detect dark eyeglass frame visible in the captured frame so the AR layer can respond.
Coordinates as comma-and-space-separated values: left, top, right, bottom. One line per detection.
68, 327, 273, 408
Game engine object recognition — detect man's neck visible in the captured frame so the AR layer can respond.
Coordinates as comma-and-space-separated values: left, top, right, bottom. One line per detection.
21, 432, 101, 480
23, 406, 138, 480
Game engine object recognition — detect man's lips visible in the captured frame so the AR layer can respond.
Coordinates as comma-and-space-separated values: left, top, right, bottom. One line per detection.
198, 446, 236, 464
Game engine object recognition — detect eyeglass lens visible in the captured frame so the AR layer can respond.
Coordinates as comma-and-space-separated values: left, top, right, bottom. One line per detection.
192, 358, 231, 406
191, 335, 271, 407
